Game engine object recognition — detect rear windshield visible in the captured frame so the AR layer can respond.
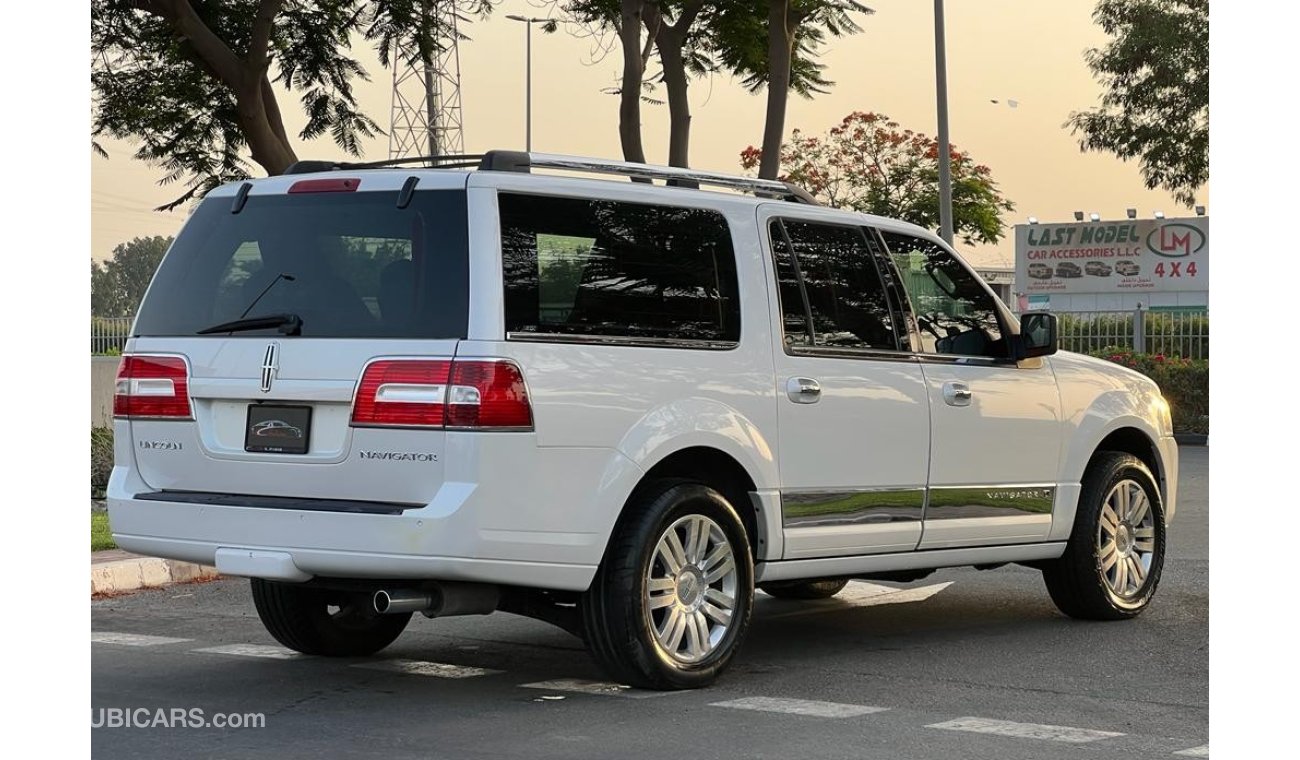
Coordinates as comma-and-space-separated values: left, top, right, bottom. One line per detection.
134, 189, 469, 339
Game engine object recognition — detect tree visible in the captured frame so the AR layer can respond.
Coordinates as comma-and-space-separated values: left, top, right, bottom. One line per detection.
741, 112, 1015, 245
92, 1, 494, 210
712, 0, 869, 179
92, 236, 174, 317
1067, 0, 1208, 206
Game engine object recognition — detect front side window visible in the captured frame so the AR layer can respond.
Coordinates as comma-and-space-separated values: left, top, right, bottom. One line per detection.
878, 230, 1006, 358
770, 219, 899, 351
501, 193, 740, 343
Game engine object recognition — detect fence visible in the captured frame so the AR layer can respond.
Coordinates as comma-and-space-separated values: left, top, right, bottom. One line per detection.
91, 317, 134, 355
1057, 309, 1208, 359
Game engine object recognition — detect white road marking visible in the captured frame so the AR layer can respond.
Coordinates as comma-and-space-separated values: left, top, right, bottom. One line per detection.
192, 644, 302, 660
351, 660, 501, 679
519, 679, 671, 699
927, 717, 1124, 743
91, 631, 192, 647
711, 696, 889, 718
1174, 745, 1210, 757
763, 581, 953, 620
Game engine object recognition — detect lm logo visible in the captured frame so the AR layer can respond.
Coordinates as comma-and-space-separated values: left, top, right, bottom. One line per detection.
1146, 223, 1206, 258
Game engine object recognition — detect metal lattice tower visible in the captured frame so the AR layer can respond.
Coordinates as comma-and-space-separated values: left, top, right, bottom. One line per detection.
388, 2, 464, 160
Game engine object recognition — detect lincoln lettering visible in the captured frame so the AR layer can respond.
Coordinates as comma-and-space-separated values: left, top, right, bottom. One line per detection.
358, 451, 438, 462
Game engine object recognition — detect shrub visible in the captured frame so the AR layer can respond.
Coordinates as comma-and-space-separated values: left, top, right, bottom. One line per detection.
1089, 348, 1208, 435
91, 426, 114, 499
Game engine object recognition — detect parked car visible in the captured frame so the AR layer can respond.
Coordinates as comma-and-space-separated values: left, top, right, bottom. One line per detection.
1027, 262, 1053, 280
108, 151, 1177, 690
1085, 261, 1113, 277
1115, 260, 1141, 276
1055, 262, 1084, 278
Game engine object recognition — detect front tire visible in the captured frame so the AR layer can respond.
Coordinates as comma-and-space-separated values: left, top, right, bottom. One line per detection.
1042, 452, 1166, 620
251, 579, 411, 656
582, 481, 754, 690
760, 578, 850, 600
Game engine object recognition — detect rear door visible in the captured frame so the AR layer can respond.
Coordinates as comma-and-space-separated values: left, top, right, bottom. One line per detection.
125, 173, 470, 505
759, 206, 931, 559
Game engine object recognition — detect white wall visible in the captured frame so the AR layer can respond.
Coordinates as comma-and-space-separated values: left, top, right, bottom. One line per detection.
91, 357, 119, 428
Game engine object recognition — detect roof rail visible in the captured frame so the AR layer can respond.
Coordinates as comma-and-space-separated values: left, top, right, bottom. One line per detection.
477, 151, 819, 205
283, 150, 820, 205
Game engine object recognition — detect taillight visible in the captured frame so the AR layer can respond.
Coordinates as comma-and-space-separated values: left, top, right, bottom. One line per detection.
350, 359, 532, 430
446, 360, 533, 429
113, 355, 192, 420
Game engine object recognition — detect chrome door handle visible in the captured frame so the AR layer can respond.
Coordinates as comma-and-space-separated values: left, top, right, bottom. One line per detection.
943, 381, 972, 407
786, 377, 821, 404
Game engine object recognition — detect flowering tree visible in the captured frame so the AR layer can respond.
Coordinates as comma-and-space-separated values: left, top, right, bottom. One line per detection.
740, 111, 1015, 245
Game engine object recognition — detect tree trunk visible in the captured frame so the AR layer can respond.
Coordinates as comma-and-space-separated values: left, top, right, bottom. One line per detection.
236, 76, 297, 175
759, 0, 795, 180
653, 0, 704, 169
618, 0, 648, 164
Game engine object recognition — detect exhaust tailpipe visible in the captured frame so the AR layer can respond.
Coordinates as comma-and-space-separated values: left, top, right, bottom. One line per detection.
373, 583, 499, 617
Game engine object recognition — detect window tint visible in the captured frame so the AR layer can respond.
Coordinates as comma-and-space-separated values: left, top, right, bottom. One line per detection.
770, 220, 899, 351
879, 230, 1006, 358
135, 190, 468, 339
501, 193, 740, 343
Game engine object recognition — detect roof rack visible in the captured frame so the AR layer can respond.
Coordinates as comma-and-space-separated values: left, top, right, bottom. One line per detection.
284, 150, 819, 205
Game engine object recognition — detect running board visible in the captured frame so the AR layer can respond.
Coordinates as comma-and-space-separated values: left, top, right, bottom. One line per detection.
755, 542, 1067, 583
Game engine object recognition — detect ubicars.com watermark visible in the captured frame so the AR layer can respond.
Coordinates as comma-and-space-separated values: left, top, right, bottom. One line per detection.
92, 707, 266, 729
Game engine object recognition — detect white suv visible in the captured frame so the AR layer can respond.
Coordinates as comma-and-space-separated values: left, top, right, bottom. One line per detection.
108, 152, 1177, 690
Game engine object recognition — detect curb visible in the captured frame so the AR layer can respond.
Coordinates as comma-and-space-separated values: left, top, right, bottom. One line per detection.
91, 556, 219, 595
1173, 433, 1208, 446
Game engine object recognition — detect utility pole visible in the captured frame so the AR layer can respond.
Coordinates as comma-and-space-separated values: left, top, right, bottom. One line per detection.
934, 0, 954, 245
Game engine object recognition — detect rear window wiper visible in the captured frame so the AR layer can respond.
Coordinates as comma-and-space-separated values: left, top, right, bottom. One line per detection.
197, 313, 303, 336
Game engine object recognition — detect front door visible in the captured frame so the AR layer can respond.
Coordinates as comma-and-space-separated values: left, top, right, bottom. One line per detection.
875, 228, 1063, 550
760, 208, 932, 559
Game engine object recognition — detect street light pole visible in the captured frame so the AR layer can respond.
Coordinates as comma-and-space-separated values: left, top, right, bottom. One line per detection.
507, 15, 548, 152
934, 0, 954, 245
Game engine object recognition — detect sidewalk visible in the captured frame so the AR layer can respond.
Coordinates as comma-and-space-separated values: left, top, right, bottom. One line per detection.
91, 549, 218, 595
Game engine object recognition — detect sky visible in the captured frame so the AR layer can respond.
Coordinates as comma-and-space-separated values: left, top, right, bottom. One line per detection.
90, 0, 1199, 269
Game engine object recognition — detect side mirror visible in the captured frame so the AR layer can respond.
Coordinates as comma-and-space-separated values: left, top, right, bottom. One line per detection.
1018, 311, 1058, 359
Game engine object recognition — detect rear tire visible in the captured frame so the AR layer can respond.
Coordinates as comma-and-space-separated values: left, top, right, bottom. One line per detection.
760, 578, 850, 600
581, 480, 754, 690
251, 579, 411, 656
1042, 452, 1166, 620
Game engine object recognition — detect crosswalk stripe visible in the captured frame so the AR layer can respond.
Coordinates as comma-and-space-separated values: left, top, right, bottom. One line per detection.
711, 697, 889, 718
1174, 745, 1209, 757
927, 717, 1124, 743
351, 660, 500, 678
91, 631, 192, 647
519, 679, 671, 699
192, 644, 302, 660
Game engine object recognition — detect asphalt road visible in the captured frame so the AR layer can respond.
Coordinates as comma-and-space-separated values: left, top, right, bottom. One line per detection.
92, 446, 1208, 759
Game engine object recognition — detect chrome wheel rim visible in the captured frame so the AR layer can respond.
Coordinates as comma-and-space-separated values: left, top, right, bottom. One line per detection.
645, 514, 738, 664
1097, 479, 1157, 599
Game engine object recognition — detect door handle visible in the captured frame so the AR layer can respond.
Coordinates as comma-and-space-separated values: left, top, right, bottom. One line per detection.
786, 377, 821, 404
943, 381, 972, 407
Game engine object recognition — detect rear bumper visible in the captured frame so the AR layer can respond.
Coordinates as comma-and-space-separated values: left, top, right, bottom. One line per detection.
103, 445, 636, 591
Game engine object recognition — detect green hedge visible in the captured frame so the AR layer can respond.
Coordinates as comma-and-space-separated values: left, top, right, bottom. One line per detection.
92, 427, 114, 499
1089, 348, 1208, 435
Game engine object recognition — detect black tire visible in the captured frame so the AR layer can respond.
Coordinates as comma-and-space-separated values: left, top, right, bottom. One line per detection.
581, 480, 754, 690
759, 578, 850, 600
250, 579, 411, 656
1042, 452, 1166, 620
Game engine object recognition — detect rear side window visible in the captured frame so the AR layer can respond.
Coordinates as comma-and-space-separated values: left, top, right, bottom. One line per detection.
500, 193, 741, 344
134, 189, 469, 339
770, 219, 900, 351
